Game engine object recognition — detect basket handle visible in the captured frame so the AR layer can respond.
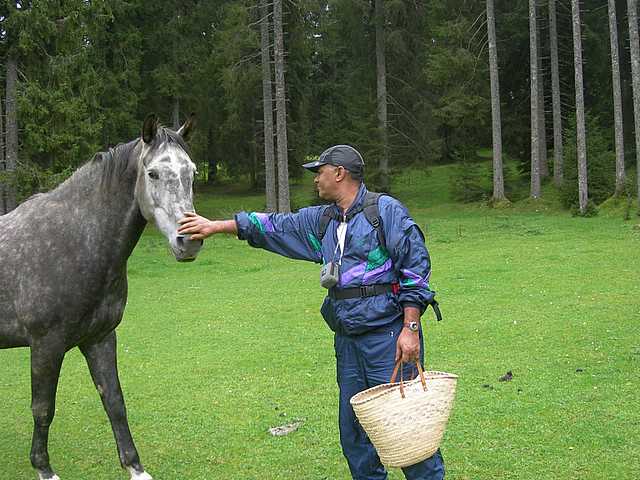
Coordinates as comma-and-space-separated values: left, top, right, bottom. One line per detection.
390, 360, 427, 399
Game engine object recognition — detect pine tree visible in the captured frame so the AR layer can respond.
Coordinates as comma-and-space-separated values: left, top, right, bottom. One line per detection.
628, 0, 640, 211
213, 2, 262, 182
5, 51, 18, 211
529, 0, 541, 199
537, 6, 549, 179
572, 0, 589, 214
548, 0, 563, 186
0, 91, 5, 214
487, 0, 505, 202
424, 0, 490, 164
273, 0, 290, 213
260, 0, 277, 212
609, 0, 626, 195
375, 0, 389, 191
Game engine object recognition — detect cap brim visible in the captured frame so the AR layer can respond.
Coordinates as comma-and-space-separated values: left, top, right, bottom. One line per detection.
302, 160, 327, 172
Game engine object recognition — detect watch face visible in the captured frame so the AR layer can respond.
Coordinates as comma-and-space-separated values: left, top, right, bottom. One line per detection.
409, 321, 418, 331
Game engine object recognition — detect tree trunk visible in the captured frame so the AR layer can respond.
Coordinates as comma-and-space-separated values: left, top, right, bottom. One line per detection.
375, 0, 389, 191
609, 0, 626, 195
0, 92, 5, 215
529, 0, 541, 199
549, 0, 563, 186
572, 0, 588, 214
628, 0, 640, 211
487, 0, 505, 201
251, 135, 258, 191
207, 126, 217, 185
172, 96, 180, 130
273, 0, 290, 213
538, 21, 549, 179
261, 0, 277, 212
5, 54, 18, 212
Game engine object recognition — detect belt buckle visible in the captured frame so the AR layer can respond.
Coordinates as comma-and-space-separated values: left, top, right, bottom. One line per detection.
360, 285, 373, 297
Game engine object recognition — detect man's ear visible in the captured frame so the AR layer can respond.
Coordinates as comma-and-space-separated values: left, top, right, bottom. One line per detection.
335, 166, 348, 182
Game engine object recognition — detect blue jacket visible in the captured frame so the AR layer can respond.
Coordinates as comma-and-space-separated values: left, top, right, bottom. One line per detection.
235, 184, 435, 335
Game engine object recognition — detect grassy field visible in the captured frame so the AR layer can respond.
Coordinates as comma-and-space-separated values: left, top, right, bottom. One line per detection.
1, 166, 639, 479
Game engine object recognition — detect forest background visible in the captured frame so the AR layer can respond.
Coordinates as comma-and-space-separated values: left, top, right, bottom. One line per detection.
2, 2, 640, 478
1, 0, 639, 216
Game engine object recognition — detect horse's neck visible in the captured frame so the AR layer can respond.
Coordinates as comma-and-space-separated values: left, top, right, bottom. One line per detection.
58, 147, 147, 269
108, 189, 147, 266
97, 158, 147, 268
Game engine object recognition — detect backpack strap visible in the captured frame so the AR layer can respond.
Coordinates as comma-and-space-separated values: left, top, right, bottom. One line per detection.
363, 192, 443, 321
318, 192, 385, 248
363, 191, 386, 250
430, 299, 443, 321
318, 205, 338, 242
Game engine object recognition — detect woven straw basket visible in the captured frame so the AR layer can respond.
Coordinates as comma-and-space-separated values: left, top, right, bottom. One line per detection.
350, 362, 458, 468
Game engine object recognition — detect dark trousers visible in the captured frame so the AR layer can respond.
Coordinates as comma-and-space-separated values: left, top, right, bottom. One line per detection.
335, 320, 445, 480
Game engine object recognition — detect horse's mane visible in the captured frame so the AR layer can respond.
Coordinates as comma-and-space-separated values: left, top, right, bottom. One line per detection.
40, 139, 140, 200
89, 140, 140, 183
29, 127, 188, 203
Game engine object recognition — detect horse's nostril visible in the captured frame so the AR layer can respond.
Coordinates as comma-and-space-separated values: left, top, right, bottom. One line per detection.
176, 235, 202, 248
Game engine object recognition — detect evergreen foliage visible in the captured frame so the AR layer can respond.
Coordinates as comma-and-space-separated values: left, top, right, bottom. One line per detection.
0, 0, 636, 211
425, 1, 490, 163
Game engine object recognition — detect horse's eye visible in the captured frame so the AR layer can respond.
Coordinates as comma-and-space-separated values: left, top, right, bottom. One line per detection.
148, 170, 160, 180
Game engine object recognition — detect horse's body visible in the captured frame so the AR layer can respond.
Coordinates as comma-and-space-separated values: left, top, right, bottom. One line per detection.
0, 115, 201, 480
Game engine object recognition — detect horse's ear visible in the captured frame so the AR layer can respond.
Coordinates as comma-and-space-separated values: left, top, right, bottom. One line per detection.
177, 113, 196, 141
142, 113, 158, 144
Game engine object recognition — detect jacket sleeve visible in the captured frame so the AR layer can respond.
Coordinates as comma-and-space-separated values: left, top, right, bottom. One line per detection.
234, 207, 324, 263
381, 198, 435, 313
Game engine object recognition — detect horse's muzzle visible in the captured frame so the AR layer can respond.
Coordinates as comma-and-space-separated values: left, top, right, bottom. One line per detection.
175, 234, 203, 262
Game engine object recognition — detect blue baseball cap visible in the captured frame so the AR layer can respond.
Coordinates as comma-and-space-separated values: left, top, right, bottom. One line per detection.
302, 145, 365, 175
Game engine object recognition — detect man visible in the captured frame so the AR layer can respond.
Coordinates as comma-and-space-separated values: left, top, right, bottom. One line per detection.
178, 145, 445, 480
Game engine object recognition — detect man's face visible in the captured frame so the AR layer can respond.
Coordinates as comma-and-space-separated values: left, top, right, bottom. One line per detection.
314, 164, 341, 200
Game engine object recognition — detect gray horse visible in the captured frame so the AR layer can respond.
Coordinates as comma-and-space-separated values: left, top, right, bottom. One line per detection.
0, 114, 202, 480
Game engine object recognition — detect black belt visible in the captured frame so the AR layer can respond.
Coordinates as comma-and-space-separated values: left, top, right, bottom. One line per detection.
329, 283, 396, 300
328, 284, 443, 322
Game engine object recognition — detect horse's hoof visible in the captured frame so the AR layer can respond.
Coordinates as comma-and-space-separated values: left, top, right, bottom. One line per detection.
38, 474, 61, 480
127, 467, 153, 480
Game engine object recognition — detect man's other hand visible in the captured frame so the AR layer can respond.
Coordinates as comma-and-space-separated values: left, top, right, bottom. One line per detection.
395, 327, 420, 364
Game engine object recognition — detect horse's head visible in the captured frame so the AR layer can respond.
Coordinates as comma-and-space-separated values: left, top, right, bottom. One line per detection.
135, 114, 203, 262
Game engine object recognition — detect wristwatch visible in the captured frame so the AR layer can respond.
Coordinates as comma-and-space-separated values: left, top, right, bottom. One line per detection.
404, 321, 419, 332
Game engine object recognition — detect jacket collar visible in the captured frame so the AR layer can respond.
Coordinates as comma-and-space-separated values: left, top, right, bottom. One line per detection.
332, 183, 368, 219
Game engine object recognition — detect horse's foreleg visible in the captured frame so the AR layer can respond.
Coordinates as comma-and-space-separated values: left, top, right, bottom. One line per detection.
80, 331, 152, 480
29, 343, 65, 480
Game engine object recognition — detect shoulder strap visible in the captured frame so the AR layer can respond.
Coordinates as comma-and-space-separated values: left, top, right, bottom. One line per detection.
318, 206, 335, 242
363, 192, 443, 320
363, 191, 386, 250
318, 192, 386, 247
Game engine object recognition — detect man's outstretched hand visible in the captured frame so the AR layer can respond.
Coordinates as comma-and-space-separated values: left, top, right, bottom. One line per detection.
178, 212, 216, 241
178, 213, 239, 240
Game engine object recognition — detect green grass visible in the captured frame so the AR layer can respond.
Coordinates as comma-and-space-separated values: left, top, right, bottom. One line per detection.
1, 167, 639, 479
